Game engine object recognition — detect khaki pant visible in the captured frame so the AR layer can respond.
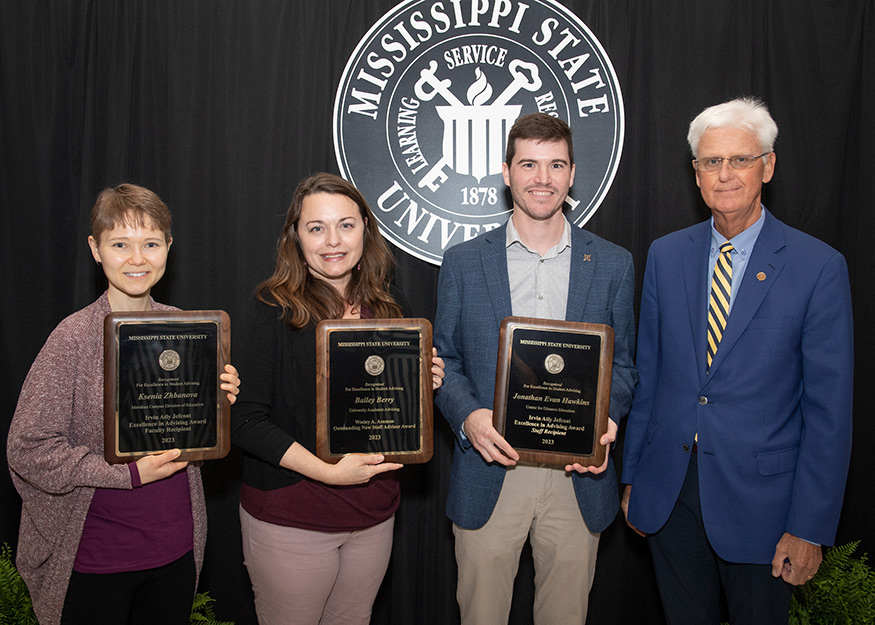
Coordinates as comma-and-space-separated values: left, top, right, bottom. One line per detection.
453, 463, 600, 625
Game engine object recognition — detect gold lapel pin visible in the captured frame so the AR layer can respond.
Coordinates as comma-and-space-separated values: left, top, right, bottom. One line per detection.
583, 254, 592, 262
757, 272, 766, 281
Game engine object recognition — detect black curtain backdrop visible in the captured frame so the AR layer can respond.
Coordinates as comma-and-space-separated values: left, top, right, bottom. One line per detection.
1, 2, 872, 623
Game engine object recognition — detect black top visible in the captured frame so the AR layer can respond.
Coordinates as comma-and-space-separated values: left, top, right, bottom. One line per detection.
231, 286, 409, 491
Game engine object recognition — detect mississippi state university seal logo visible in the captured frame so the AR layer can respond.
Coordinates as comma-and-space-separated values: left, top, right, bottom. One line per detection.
544, 353, 565, 374
365, 355, 386, 376
159, 349, 181, 372
334, 0, 624, 265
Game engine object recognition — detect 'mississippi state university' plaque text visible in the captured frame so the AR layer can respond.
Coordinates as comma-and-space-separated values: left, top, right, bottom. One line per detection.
316, 319, 433, 464
493, 317, 613, 466
104, 310, 231, 464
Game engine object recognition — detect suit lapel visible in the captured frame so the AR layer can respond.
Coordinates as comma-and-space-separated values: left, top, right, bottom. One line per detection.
682, 222, 712, 383
480, 225, 513, 324
706, 211, 785, 377
566, 227, 594, 322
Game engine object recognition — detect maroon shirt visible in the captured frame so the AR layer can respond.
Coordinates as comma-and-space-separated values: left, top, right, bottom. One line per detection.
240, 472, 399, 532
74, 467, 193, 573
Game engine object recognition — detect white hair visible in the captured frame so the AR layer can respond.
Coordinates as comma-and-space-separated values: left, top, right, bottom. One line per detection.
687, 97, 778, 158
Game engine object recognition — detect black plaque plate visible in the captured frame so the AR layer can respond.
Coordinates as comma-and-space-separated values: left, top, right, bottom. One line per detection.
103, 311, 231, 463
493, 317, 613, 466
316, 319, 433, 464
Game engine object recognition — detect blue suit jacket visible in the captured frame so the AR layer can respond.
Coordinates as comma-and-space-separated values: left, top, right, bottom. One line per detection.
622, 209, 853, 564
434, 221, 638, 532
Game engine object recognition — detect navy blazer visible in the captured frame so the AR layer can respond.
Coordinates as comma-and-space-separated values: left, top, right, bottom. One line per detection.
622, 209, 853, 563
434, 221, 637, 532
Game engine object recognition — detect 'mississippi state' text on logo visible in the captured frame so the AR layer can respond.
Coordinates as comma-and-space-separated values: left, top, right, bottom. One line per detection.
334, 0, 624, 265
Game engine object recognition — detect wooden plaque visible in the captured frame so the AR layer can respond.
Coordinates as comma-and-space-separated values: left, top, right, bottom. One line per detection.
316, 318, 434, 464
492, 316, 613, 466
103, 310, 231, 463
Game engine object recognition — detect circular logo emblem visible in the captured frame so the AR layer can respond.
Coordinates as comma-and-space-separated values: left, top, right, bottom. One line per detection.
544, 353, 565, 374
365, 355, 386, 376
159, 349, 181, 372
334, 0, 624, 265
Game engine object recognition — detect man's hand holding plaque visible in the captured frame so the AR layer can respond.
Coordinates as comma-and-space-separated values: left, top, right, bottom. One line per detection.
463, 408, 520, 467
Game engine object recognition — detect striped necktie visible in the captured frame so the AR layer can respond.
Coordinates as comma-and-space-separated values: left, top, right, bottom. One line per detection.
706, 242, 734, 372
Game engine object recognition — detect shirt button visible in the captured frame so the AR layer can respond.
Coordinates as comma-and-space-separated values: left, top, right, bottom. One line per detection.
683, 444, 690, 452
538, 294, 544, 300
698, 396, 708, 405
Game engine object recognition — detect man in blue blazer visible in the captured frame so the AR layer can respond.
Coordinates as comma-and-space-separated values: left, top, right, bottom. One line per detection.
622, 98, 853, 625
435, 113, 637, 625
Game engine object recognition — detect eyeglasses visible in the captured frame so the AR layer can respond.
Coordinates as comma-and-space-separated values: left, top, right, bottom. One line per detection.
693, 152, 771, 172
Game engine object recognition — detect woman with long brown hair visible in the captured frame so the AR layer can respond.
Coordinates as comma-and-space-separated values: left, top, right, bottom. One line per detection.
232, 173, 443, 625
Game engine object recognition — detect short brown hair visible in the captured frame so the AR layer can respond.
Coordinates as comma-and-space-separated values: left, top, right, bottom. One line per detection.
90, 183, 172, 243
505, 113, 574, 167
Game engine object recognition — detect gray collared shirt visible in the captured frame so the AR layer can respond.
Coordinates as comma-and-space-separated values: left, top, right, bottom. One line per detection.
505, 215, 572, 320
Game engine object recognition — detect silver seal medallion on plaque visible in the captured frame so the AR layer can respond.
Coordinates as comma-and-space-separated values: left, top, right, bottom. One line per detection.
544, 353, 565, 374
159, 349, 181, 372
365, 355, 386, 376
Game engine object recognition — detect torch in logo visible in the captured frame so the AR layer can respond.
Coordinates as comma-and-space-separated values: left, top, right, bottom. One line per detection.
414, 60, 542, 190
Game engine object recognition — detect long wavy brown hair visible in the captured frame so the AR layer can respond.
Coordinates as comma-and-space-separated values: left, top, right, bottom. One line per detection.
257, 173, 402, 328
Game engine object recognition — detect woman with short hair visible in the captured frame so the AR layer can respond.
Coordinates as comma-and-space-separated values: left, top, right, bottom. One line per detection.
8, 183, 240, 625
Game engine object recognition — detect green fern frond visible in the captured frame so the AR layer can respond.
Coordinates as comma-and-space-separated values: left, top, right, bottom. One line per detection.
189, 590, 235, 625
790, 541, 875, 625
0, 543, 39, 625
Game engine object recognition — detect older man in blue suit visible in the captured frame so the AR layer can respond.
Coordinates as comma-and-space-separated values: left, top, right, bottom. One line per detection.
621, 98, 853, 625
434, 113, 637, 625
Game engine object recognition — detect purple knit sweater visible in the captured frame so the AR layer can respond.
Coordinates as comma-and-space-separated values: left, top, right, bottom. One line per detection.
7, 292, 207, 625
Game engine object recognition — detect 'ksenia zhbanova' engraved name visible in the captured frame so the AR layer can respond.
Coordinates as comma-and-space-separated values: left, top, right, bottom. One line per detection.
137, 391, 200, 400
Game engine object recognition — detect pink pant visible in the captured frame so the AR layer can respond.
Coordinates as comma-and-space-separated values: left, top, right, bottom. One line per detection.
240, 506, 394, 625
